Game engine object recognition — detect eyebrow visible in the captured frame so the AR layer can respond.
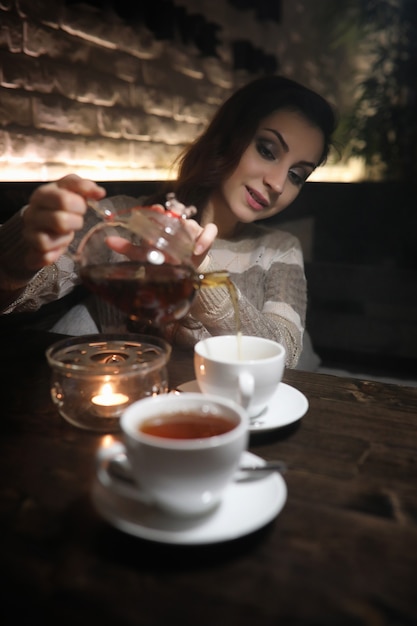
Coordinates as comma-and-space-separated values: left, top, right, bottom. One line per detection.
262, 127, 317, 170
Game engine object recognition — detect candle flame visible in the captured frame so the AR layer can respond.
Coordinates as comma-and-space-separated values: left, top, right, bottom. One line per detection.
91, 383, 129, 411
100, 382, 113, 397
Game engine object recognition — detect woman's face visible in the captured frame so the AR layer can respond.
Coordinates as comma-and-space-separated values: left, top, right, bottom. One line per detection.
212, 109, 325, 232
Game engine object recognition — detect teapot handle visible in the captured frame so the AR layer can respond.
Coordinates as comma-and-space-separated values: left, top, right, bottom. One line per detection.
86, 198, 116, 221
71, 220, 126, 264
69, 199, 120, 262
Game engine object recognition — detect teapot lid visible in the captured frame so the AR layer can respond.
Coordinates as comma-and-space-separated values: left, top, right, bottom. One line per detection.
126, 195, 196, 265
79, 193, 196, 267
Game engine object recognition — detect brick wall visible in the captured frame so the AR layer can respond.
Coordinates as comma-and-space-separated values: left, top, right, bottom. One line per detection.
0, 0, 286, 181
0, 0, 350, 182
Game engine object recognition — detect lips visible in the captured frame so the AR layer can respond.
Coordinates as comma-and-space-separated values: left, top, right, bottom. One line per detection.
245, 186, 269, 211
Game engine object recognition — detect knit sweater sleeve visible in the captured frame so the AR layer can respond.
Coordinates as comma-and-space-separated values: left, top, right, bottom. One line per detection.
172, 224, 306, 368
0, 195, 136, 315
0, 209, 79, 314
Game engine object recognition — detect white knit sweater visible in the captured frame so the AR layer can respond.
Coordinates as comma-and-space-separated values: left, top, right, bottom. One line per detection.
0, 197, 306, 367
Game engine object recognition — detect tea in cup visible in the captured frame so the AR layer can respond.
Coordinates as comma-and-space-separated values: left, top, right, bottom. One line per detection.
97, 392, 249, 516
194, 335, 286, 418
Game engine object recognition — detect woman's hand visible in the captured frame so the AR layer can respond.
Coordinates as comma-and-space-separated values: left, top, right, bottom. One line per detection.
185, 219, 218, 269
147, 204, 218, 268
23, 174, 106, 271
106, 215, 218, 269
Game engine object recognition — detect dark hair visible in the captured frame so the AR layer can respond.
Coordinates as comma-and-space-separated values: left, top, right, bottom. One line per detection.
153, 76, 337, 215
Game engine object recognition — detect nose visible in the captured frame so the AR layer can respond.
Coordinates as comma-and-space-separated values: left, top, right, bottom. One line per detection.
264, 164, 287, 194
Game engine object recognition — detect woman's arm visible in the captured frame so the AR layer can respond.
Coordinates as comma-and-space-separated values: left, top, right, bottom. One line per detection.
1, 182, 218, 323
0, 175, 105, 312
171, 227, 307, 368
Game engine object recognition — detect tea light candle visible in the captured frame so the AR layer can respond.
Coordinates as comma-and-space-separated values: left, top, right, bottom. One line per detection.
46, 334, 171, 431
91, 383, 129, 418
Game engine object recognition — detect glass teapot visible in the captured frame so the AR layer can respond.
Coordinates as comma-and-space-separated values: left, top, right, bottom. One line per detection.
74, 193, 234, 333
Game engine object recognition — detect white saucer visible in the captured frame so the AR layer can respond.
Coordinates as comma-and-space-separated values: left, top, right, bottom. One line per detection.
92, 449, 287, 545
178, 380, 308, 432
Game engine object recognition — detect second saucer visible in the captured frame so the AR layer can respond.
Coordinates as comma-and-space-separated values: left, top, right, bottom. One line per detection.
178, 380, 309, 432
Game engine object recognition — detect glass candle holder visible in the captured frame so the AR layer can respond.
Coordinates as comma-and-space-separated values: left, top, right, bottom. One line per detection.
46, 333, 171, 432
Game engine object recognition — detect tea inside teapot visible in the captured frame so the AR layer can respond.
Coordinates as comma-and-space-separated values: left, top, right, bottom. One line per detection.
75, 195, 237, 333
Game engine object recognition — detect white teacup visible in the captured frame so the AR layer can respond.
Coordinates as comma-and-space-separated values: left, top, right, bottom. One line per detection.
194, 335, 286, 418
97, 392, 249, 517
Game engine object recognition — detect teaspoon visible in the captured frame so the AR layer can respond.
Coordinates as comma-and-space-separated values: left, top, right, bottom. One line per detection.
107, 453, 287, 485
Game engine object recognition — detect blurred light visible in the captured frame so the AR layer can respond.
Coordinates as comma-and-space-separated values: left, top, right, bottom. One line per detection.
0, 158, 367, 183
309, 158, 366, 182
0, 165, 173, 182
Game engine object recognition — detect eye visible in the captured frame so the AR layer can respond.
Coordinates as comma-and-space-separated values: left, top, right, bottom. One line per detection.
288, 168, 309, 187
255, 138, 276, 161
288, 170, 304, 187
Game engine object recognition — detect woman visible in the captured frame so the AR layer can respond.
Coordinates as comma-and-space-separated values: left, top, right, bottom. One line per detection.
151, 75, 336, 366
0, 75, 336, 367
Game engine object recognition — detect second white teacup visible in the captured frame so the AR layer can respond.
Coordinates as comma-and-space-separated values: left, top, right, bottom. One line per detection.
194, 335, 286, 418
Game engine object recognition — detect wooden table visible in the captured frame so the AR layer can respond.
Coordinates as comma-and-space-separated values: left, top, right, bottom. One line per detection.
1, 330, 416, 625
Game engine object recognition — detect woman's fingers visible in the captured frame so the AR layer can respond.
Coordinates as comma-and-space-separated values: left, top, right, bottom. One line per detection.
22, 230, 76, 270
30, 178, 105, 220
193, 223, 218, 256
56, 174, 107, 201
105, 219, 218, 269
105, 236, 149, 262
26, 175, 106, 241
25, 205, 85, 238
21, 175, 107, 269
